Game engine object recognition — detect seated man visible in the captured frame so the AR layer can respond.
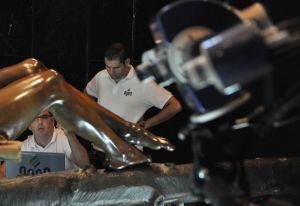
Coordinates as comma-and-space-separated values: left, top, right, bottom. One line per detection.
21, 110, 90, 169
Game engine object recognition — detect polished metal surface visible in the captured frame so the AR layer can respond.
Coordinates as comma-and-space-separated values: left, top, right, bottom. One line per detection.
0, 59, 174, 169
0, 58, 46, 88
0, 163, 199, 206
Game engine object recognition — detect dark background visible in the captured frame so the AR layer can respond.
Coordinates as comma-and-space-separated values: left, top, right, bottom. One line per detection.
0, 0, 299, 165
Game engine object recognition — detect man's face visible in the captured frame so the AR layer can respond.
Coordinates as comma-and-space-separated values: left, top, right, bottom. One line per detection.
105, 58, 127, 82
29, 111, 54, 138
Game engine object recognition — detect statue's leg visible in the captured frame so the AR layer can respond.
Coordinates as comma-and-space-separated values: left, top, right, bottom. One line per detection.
0, 70, 150, 169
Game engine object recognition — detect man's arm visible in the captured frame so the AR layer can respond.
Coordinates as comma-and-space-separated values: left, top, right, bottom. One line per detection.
65, 131, 90, 168
83, 88, 97, 102
143, 96, 182, 129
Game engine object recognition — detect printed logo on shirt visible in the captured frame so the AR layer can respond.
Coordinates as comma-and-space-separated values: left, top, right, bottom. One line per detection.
124, 88, 133, 96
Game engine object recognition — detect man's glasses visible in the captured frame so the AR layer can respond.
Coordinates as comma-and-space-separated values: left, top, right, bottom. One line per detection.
34, 114, 52, 121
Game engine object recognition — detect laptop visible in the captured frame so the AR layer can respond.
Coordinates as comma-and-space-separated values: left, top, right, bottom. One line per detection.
5, 151, 65, 178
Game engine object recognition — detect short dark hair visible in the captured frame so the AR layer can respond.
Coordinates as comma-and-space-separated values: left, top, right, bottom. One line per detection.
104, 42, 128, 63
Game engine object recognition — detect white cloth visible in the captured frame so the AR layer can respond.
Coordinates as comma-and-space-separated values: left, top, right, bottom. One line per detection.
86, 66, 172, 123
21, 128, 77, 170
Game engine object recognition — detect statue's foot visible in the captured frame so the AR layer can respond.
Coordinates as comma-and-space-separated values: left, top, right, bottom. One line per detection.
121, 123, 175, 151
105, 146, 151, 170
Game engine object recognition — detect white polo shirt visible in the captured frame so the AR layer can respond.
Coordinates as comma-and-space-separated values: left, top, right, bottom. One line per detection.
21, 128, 77, 170
86, 66, 172, 123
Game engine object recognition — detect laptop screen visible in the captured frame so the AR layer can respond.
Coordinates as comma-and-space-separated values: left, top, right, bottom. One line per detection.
5, 151, 65, 178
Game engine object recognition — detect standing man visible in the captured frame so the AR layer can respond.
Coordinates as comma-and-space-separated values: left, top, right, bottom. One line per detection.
21, 110, 90, 170
84, 42, 182, 129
